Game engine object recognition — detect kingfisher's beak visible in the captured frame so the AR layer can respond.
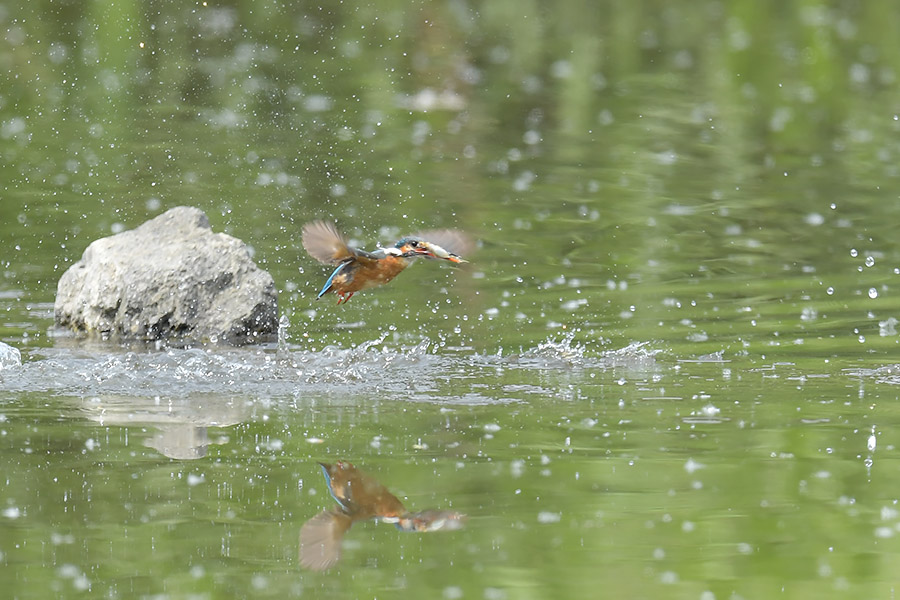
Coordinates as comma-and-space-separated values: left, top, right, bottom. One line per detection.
406, 244, 437, 259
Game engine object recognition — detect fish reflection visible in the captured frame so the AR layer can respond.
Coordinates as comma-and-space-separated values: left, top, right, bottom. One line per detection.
299, 461, 466, 570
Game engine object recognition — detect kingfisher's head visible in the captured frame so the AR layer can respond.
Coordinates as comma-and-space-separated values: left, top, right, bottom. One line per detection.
392, 237, 433, 258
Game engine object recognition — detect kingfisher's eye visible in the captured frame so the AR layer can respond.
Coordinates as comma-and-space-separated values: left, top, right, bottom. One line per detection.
410, 241, 419, 248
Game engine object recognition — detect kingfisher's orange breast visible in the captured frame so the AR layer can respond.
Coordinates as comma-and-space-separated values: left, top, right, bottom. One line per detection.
352, 256, 410, 292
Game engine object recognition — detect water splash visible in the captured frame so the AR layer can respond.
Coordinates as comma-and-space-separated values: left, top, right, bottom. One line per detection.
600, 341, 660, 370
1, 335, 443, 398
0, 342, 22, 371
477, 334, 658, 371
522, 332, 587, 364
0, 332, 658, 403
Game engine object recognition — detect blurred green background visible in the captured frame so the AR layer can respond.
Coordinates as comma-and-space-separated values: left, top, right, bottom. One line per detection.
3, 1, 900, 598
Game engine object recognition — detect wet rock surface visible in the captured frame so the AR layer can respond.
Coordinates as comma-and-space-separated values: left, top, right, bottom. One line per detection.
54, 206, 278, 345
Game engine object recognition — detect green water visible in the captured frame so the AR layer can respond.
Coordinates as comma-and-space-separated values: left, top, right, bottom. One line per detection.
4, 0, 900, 598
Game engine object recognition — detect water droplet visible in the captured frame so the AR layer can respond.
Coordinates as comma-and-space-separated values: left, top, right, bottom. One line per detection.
537, 511, 561, 524
660, 571, 679, 584
869, 288, 878, 299
850, 248, 858, 258
684, 458, 704, 473
805, 213, 824, 226
866, 256, 875, 267
875, 526, 893, 538
826, 287, 834, 295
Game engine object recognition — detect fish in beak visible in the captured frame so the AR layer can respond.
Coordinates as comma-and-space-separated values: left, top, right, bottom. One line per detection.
417, 240, 468, 263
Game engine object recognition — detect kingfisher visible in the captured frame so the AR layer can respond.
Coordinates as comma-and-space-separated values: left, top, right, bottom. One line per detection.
299, 461, 466, 571
301, 220, 471, 304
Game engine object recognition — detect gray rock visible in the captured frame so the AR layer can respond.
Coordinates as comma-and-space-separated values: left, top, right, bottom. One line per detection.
54, 206, 278, 345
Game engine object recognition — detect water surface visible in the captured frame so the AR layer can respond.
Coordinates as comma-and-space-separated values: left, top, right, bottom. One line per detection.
4, 1, 900, 598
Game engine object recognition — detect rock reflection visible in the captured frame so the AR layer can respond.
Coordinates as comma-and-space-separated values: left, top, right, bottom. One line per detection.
299, 461, 465, 571
81, 395, 246, 459
144, 424, 212, 460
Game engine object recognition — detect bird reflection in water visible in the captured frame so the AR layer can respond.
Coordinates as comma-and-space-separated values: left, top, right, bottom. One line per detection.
299, 461, 466, 570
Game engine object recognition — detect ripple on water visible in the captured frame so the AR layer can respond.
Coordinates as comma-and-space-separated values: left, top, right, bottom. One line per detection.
844, 364, 900, 385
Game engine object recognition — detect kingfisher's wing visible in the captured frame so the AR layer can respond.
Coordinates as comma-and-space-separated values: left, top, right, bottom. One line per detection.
299, 509, 354, 571
413, 229, 473, 259
303, 221, 382, 267
302, 221, 354, 265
